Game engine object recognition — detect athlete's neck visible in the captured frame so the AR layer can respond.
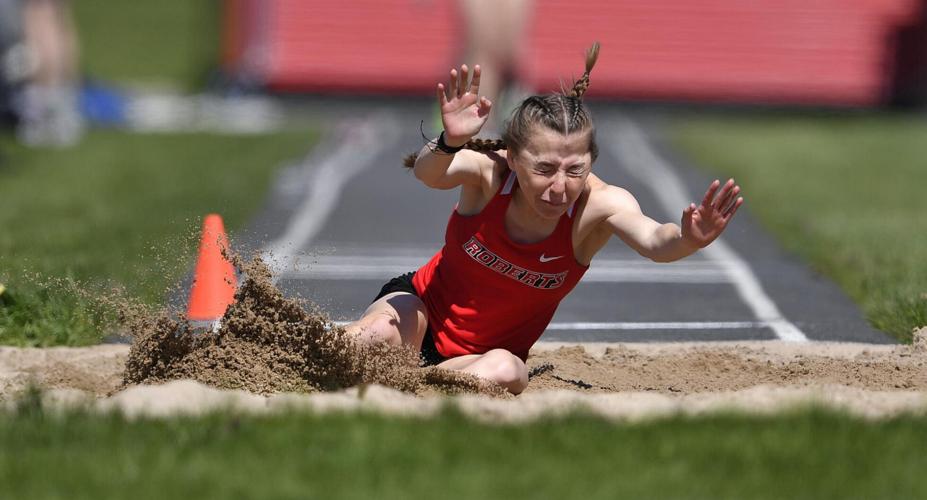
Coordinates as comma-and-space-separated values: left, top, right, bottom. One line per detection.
506, 188, 559, 244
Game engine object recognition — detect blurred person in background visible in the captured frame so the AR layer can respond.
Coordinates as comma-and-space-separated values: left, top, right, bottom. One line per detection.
457, 0, 532, 132
13, 0, 83, 147
0, 0, 24, 129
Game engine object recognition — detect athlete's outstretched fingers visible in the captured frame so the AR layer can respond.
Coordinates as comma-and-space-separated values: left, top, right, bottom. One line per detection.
448, 68, 459, 100
728, 186, 742, 208
712, 179, 735, 210
682, 203, 696, 228
724, 197, 744, 220
458, 64, 469, 97
469, 64, 481, 95
701, 180, 721, 209
477, 96, 492, 117
717, 185, 740, 213
436, 83, 448, 107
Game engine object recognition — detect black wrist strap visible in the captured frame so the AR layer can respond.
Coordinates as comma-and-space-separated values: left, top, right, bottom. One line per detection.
435, 131, 465, 154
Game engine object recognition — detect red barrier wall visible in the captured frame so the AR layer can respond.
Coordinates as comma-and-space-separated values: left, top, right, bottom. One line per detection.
223, 0, 926, 106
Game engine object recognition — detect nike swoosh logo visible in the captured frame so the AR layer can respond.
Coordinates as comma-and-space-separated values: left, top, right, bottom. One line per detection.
539, 254, 564, 263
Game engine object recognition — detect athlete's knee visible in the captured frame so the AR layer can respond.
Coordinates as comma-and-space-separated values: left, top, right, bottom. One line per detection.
484, 349, 528, 394
346, 312, 397, 345
347, 293, 427, 347
381, 293, 427, 323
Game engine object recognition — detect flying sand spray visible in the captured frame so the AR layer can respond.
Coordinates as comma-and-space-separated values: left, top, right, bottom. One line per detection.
120, 214, 505, 396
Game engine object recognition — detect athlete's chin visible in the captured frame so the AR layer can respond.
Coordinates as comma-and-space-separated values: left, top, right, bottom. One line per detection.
536, 200, 568, 218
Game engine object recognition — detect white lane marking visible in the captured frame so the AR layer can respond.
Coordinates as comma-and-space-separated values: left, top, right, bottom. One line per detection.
609, 118, 808, 342
543, 321, 766, 330
261, 114, 400, 278
328, 320, 767, 330
277, 254, 732, 283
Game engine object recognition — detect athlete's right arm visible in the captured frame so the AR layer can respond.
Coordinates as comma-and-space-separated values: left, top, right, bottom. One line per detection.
412, 147, 488, 189
414, 63, 493, 190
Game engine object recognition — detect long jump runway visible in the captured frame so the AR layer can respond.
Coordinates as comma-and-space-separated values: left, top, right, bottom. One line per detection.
242, 99, 892, 345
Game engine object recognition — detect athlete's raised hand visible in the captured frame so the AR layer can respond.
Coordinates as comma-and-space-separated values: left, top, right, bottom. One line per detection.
681, 179, 744, 248
437, 64, 492, 146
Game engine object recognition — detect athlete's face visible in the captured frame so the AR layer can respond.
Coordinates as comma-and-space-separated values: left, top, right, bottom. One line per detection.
509, 127, 593, 220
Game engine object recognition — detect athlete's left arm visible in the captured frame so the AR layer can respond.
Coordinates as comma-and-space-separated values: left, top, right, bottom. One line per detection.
603, 178, 744, 263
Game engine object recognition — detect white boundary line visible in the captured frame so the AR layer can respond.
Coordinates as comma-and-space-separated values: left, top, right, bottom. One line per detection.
278, 254, 731, 284
261, 114, 400, 279
329, 320, 767, 330
544, 321, 765, 330
609, 118, 808, 342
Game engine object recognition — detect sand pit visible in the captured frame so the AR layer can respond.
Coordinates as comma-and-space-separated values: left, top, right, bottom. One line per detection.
3, 255, 925, 420
3, 331, 927, 420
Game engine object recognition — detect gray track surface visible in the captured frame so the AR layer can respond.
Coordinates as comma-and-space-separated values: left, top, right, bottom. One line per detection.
238, 97, 892, 345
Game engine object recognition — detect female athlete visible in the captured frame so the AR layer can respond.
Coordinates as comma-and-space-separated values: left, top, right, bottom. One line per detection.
345, 43, 744, 394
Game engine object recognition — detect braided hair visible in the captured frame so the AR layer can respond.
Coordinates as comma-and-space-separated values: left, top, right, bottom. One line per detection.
403, 41, 600, 169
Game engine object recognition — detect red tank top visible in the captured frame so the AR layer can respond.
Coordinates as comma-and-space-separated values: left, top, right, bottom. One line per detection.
412, 170, 589, 361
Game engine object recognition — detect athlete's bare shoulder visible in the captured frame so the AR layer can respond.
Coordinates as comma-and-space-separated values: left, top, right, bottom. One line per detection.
573, 174, 647, 263
582, 174, 644, 224
456, 149, 510, 215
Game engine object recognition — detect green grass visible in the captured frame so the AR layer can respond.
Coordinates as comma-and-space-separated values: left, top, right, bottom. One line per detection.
0, 130, 314, 346
1, 405, 925, 499
72, 0, 221, 88
671, 112, 927, 342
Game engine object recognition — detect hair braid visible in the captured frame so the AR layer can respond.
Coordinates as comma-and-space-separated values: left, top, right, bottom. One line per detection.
567, 98, 582, 134
569, 41, 600, 99
402, 137, 507, 169
525, 95, 555, 120
463, 137, 507, 153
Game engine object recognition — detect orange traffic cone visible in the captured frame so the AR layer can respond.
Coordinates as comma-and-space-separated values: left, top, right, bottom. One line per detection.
187, 214, 237, 331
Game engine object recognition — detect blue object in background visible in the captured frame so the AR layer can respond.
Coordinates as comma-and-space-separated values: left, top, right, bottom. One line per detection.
80, 81, 128, 127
